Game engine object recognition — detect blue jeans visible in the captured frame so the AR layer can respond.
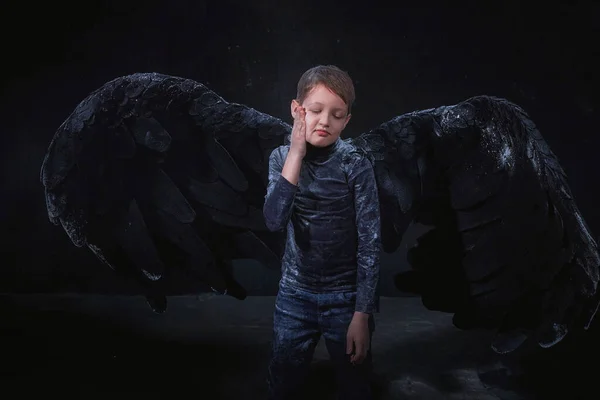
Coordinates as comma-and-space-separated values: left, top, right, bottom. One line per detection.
267, 284, 375, 400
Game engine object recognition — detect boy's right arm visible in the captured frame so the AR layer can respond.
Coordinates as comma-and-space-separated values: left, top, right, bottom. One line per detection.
263, 103, 306, 232
263, 148, 302, 232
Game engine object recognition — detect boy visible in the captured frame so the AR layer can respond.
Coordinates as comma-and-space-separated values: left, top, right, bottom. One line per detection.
263, 65, 381, 400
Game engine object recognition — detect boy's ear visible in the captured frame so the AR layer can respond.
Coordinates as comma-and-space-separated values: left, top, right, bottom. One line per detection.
343, 113, 352, 129
290, 99, 301, 118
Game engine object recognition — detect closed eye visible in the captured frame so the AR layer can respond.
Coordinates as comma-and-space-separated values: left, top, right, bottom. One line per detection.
310, 110, 344, 119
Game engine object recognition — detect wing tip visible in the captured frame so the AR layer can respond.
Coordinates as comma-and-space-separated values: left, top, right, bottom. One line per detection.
145, 295, 168, 313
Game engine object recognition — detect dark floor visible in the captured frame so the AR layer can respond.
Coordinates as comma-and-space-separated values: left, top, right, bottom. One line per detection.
0, 294, 596, 399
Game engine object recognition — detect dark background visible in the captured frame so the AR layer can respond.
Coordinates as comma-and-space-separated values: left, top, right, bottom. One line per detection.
1, 0, 598, 296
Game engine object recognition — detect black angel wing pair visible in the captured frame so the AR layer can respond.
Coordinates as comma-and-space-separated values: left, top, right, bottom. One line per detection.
40, 72, 599, 354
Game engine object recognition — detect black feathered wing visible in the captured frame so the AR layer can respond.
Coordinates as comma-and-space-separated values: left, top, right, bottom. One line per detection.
40, 72, 290, 312
352, 95, 600, 353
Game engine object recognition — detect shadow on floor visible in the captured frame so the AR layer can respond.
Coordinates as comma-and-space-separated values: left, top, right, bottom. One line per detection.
0, 295, 598, 399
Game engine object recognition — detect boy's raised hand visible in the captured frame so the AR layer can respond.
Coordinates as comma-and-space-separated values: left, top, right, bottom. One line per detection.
290, 99, 307, 158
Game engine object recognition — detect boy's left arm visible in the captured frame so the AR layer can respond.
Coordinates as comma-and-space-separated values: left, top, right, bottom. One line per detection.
349, 153, 382, 315
345, 152, 381, 364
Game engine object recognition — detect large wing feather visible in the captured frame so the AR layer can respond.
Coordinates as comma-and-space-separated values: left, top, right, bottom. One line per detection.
40, 72, 290, 312
352, 95, 600, 353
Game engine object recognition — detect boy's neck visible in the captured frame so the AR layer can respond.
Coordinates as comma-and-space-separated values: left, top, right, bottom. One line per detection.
304, 138, 340, 160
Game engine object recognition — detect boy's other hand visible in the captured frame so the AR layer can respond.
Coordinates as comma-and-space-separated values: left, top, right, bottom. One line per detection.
346, 312, 370, 365
290, 99, 307, 158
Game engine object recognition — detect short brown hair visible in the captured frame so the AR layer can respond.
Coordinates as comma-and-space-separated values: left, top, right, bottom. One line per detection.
296, 65, 355, 114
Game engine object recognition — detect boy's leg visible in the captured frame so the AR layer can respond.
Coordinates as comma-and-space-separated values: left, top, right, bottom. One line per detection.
321, 292, 375, 400
267, 285, 321, 400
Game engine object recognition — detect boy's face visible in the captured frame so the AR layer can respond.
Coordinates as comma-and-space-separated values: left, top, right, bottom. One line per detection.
294, 83, 351, 147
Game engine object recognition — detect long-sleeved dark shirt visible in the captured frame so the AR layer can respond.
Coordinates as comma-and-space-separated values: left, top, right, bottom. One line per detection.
263, 138, 381, 314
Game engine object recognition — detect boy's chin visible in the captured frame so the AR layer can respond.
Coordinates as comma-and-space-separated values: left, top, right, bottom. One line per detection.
307, 135, 337, 147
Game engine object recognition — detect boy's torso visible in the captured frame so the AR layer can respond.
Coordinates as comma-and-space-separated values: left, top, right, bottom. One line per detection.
279, 139, 361, 293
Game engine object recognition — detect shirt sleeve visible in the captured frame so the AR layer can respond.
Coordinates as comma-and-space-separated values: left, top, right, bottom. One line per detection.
263, 147, 298, 232
347, 152, 382, 314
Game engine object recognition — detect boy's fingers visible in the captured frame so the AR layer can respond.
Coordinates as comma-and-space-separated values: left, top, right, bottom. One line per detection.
293, 109, 305, 123
346, 337, 354, 354
354, 349, 365, 364
350, 353, 364, 365
351, 341, 367, 364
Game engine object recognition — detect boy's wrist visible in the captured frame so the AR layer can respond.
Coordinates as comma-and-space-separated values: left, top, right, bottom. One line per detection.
288, 149, 305, 160
353, 311, 370, 322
